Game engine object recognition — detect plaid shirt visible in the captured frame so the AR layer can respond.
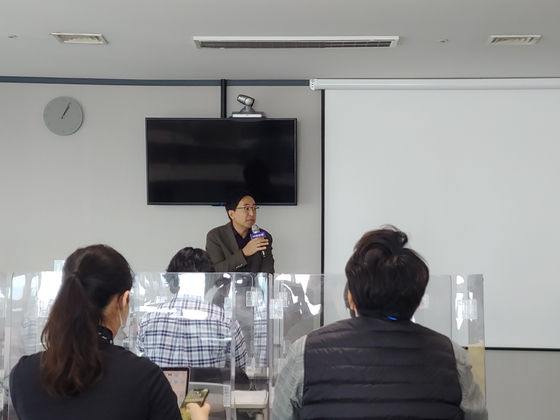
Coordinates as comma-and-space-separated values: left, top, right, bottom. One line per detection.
136, 295, 248, 369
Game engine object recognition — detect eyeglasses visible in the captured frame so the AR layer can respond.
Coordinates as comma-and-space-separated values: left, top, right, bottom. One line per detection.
236, 206, 259, 213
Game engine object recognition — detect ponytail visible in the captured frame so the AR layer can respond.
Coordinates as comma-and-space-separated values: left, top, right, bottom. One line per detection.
40, 272, 104, 396
39, 245, 133, 397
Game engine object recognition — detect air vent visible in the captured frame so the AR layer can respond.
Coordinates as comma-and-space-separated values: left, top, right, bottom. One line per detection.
51, 33, 108, 44
487, 35, 541, 45
193, 36, 399, 49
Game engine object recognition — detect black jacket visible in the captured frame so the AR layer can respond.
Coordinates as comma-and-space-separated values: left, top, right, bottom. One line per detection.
10, 327, 180, 420
302, 316, 464, 420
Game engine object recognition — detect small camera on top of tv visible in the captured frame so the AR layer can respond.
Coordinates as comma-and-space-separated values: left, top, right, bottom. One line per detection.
231, 94, 265, 118
237, 95, 255, 107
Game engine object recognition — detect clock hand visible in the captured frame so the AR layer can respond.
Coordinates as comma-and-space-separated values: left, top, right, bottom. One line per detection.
61, 102, 71, 119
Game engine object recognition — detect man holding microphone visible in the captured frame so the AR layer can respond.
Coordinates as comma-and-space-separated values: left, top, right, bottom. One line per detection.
206, 190, 275, 273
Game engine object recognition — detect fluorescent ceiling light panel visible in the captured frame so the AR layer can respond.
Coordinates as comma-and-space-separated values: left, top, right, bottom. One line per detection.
51, 33, 108, 44
193, 36, 399, 49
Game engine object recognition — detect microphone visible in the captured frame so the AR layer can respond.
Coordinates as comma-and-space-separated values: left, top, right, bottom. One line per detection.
250, 224, 267, 257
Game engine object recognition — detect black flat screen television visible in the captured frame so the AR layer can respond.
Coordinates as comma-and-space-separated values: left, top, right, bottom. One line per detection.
146, 118, 297, 205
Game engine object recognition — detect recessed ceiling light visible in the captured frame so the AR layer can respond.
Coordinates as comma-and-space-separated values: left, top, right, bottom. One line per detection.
487, 35, 541, 45
51, 33, 108, 44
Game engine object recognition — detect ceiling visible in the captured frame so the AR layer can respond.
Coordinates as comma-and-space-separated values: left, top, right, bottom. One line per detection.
1, 0, 559, 81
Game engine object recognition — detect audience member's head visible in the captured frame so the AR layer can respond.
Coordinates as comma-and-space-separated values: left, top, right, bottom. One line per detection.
41, 244, 133, 396
166, 247, 215, 294
167, 247, 216, 273
345, 225, 429, 320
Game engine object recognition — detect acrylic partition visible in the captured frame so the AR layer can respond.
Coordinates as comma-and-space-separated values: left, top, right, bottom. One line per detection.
132, 272, 271, 420
414, 274, 486, 394
269, 273, 323, 401
0, 273, 6, 417
281, 273, 486, 398
4, 271, 484, 419
5, 271, 270, 420
5, 272, 62, 420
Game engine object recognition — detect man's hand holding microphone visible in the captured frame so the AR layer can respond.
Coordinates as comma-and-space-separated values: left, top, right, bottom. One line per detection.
242, 225, 268, 257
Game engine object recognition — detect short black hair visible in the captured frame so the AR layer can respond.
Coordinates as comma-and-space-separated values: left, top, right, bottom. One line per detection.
167, 247, 216, 273
165, 247, 215, 294
345, 226, 429, 320
225, 189, 253, 215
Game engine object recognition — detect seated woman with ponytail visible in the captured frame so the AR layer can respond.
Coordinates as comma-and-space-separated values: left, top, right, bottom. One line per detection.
9, 244, 209, 420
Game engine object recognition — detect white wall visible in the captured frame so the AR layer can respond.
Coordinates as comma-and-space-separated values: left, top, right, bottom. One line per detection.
485, 349, 560, 419
0, 83, 321, 274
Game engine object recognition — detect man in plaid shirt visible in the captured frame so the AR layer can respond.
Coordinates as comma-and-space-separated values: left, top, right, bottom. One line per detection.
136, 248, 248, 369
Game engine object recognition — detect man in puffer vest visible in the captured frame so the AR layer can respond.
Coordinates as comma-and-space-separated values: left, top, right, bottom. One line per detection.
271, 226, 487, 420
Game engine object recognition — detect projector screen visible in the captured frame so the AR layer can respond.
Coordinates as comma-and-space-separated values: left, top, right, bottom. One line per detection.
324, 88, 560, 349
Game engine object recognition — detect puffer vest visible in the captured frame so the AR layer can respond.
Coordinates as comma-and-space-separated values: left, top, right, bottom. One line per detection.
302, 316, 464, 420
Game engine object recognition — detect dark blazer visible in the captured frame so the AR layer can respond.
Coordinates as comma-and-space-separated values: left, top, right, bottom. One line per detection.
206, 223, 275, 273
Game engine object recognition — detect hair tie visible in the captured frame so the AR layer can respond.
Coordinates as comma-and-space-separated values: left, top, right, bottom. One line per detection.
73, 271, 84, 282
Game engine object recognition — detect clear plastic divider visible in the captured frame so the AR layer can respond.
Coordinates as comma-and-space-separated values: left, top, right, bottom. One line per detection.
0, 272, 7, 415
3, 271, 484, 418
270, 273, 486, 400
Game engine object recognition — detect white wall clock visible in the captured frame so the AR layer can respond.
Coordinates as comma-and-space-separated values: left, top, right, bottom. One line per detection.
43, 96, 84, 135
